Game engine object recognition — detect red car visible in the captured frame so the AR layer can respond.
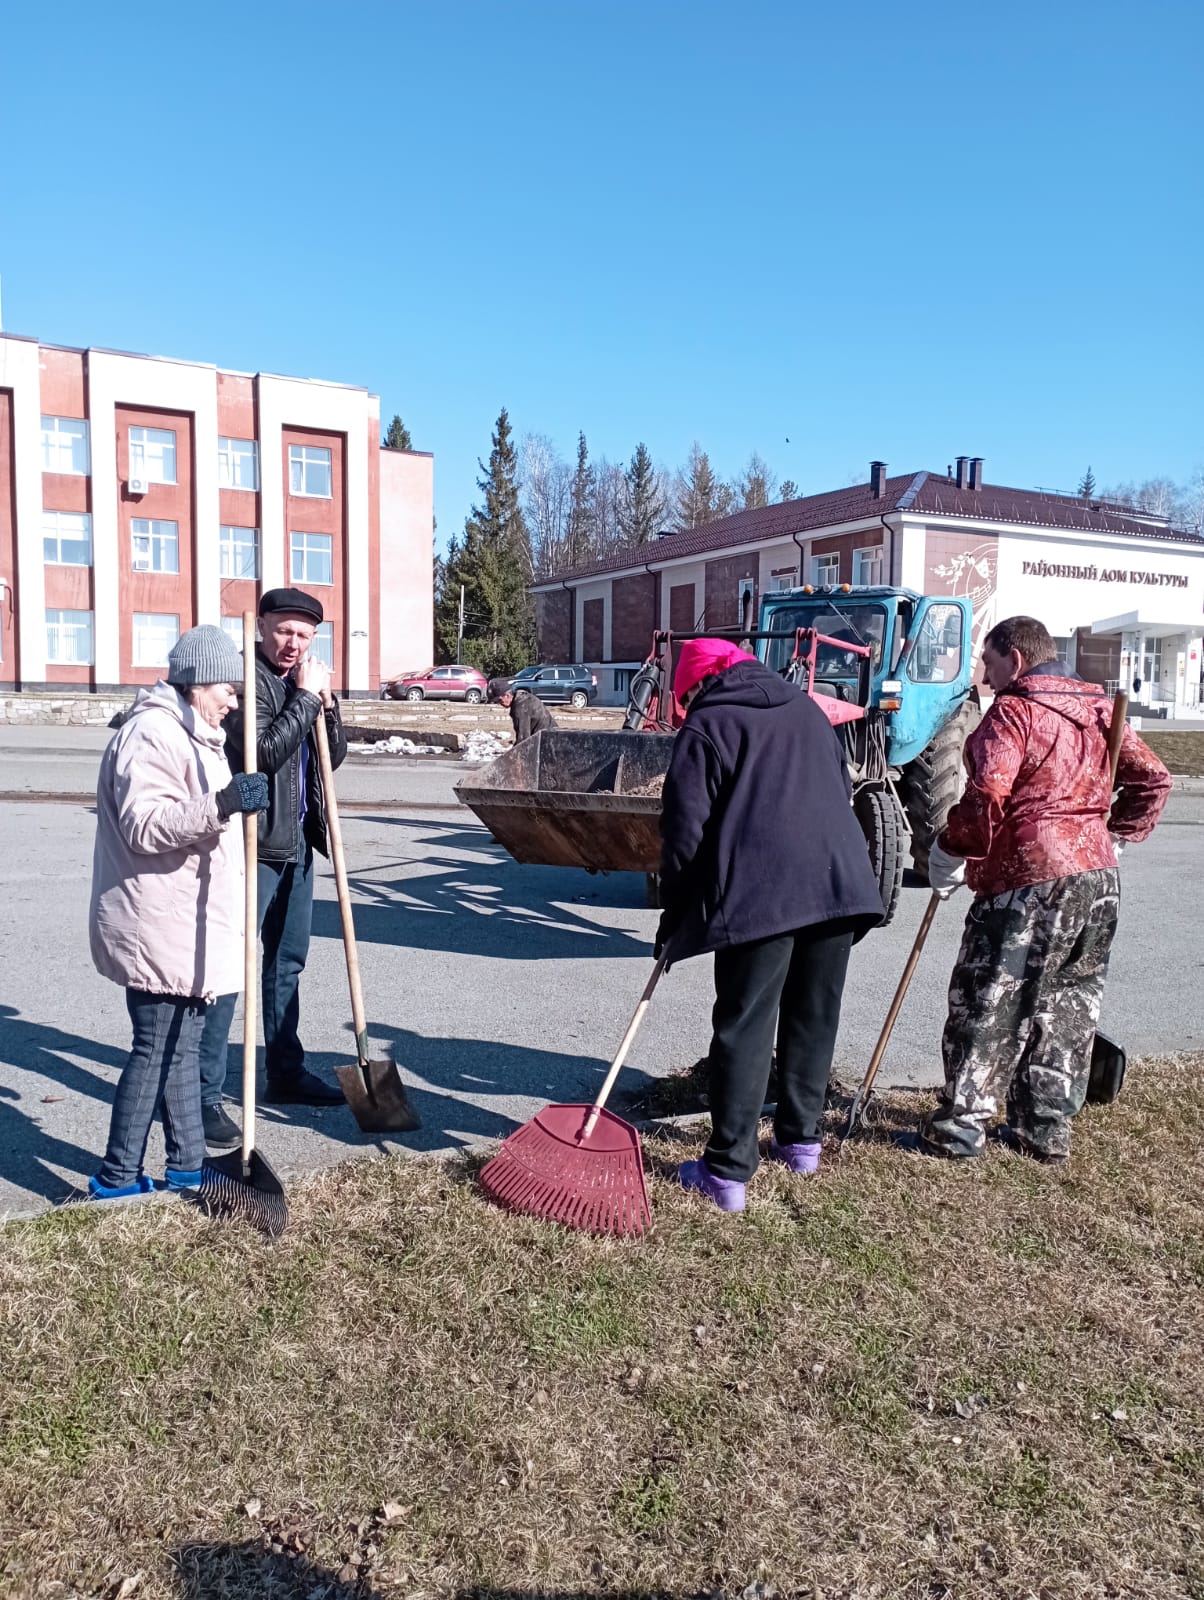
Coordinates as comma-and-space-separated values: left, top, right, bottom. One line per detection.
380, 664, 489, 703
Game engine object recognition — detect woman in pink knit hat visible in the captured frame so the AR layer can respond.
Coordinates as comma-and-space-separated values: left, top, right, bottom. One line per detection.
657, 637, 883, 1211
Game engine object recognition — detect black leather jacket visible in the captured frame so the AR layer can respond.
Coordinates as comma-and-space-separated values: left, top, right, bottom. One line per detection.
224, 649, 348, 863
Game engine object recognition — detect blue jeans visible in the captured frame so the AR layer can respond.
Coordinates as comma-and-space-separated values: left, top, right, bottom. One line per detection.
96, 990, 207, 1186
198, 842, 314, 1103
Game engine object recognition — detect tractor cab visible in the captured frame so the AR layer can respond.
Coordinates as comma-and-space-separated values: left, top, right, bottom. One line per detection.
757, 586, 973, 766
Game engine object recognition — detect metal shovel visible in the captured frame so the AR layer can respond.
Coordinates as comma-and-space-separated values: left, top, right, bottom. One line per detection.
313, 712, 421, 1134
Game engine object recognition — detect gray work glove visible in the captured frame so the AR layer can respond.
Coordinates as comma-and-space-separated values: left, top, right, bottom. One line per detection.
215, 772, 270, 819
928, 840, 967, 900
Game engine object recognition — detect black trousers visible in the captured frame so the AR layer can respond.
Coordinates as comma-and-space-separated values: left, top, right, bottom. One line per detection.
705, 923, 855, 1183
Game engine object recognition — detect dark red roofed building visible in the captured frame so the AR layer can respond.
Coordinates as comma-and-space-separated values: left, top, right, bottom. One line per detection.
531, 457, 1204, 717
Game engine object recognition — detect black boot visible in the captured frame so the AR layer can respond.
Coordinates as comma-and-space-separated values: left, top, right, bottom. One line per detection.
263, 1068, 345, 1107
202, 1101, 242, 1150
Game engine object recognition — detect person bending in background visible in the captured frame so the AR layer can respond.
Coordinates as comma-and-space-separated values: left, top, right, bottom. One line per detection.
923, 615, 1171, 1164
656, 638, 884, 1212
487, 676, 556, 742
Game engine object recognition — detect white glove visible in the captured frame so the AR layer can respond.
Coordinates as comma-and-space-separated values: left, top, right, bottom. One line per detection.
1110, 833, 1126, 862
928, 840, 967, 900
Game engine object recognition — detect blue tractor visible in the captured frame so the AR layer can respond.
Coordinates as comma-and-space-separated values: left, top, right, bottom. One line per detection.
455, 586, 978, 927
621, 585, 978, 923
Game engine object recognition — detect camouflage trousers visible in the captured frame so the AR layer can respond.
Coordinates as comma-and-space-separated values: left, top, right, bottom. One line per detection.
924, 870, 1120, 1159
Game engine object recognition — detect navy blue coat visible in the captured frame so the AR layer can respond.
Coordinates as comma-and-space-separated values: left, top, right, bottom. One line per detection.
658, 660, 883, 962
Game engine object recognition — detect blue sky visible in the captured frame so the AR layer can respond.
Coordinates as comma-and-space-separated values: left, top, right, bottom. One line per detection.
2, 0, 1200, 544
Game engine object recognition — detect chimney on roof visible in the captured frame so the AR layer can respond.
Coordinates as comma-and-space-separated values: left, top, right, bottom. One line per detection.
870, 460, 887, 498
955, 456, 969, 490
968, 456, 984, 491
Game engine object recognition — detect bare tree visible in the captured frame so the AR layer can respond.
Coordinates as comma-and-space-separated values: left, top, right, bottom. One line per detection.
594, 457, 627, 553
1101, 476, 1186, 521
520, 432, 572, 577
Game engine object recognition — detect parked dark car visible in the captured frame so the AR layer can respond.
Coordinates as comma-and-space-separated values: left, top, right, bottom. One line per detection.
513, 663, 598, 709
380, 664, 489, 703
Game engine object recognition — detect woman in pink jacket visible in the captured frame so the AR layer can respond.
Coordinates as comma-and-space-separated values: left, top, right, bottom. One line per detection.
87, 626, 267, 1200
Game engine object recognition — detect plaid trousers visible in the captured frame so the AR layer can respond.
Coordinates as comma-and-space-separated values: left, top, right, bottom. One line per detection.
96, 990, 207, 1186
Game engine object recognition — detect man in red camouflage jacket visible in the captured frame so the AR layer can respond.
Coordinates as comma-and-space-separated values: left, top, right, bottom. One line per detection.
920, 615, 1171, 1163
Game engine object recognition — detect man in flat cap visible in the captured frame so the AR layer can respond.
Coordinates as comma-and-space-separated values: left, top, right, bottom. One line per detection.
197, 588, 348, 1146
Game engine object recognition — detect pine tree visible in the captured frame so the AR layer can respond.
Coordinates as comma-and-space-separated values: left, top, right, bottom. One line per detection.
620, 442, 667, 545
435, 409, 535, 675
675, 443, 729, 529
779, 479, 799, 503
1077, 466, 1097, 498
383, 414, 413, 450
564, 432, 597, 568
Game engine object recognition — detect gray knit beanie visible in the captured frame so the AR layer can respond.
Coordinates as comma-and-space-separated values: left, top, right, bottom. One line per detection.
167, 624, 244, 688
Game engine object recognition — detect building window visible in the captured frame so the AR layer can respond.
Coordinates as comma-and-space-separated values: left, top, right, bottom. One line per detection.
132, 518, 180, 573
220, 616, 246, 652
812, 552, 840, 585
311, 622, 334, 669
133, 612, 180, 668
218, 437, 259, 491
290, 531, 333, 586
129, 425, 177, 485
43, 511, 93, 566
46, 609, 93, 665
40, 416, 90, 475
773, 572, 798, 592
288, 444, 333, 498
853, 546, 884, 586
219, 524, 259, 579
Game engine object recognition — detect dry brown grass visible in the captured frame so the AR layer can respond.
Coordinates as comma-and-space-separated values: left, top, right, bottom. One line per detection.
2, 1057, 1203, 1600
1143, 731, 1204, 777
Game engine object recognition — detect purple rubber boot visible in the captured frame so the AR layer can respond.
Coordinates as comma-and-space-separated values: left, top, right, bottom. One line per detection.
678, 1159, 746, 1213
768, 1138, 822, 1175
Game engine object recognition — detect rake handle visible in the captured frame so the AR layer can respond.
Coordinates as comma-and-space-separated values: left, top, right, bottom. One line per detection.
314, 711, 370, 1063
579, 955, 666, 1141
241, 612, 258, 1173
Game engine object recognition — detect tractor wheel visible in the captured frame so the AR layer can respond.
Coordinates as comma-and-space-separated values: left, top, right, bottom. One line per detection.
898, 700, 982, 876
854, 787, 905, 927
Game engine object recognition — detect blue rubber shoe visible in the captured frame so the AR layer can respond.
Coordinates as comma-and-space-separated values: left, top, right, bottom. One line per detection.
678, 1158, 746, 1212
87, 1174, 156, 1203
162, 1168, 204, 1192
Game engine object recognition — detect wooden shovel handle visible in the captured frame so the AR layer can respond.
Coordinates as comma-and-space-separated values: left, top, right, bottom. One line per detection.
314, 711, 370, 1060
241, 612, 258, 1169
854, 890, 941, 1111
1107, 690, 1129, 785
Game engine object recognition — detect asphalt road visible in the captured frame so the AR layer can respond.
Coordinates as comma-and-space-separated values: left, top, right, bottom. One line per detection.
1, 729, 1201, 1220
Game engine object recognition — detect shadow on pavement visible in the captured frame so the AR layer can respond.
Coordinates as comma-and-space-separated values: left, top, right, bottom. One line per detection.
312, 815, 652, 963
0, 1084, 98, 1203
0, 1003, 124, 1106
0, 1005, 129, 1202
241, 1029, 659, 1155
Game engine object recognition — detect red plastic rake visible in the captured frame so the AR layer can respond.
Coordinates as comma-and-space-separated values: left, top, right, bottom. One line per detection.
479, 957, 664, 1237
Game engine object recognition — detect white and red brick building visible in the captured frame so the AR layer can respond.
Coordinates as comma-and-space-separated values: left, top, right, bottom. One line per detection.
533, 458, 1204, 716
0, 332, 433, 694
